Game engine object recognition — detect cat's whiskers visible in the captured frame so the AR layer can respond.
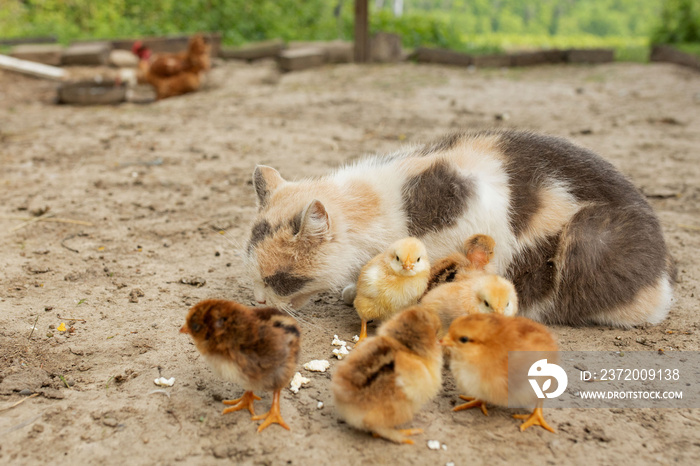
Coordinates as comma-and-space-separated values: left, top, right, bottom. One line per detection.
280, 303, 321, 330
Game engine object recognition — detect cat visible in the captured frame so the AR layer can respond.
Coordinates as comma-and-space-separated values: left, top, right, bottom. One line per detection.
243, 130, 675, 327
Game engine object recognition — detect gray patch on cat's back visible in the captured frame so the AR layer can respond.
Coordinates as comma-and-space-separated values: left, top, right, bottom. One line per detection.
402, 161, 473, 237
247, 220, 272, 253
263, 271, 311, 297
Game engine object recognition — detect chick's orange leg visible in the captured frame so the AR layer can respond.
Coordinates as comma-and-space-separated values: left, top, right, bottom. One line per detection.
222, 390, 261, 417
358, 319, 368, 342
453, 396, 489, 416
252, 389, 290, 432
512, 401, 555, 433
371, 427, 419, 444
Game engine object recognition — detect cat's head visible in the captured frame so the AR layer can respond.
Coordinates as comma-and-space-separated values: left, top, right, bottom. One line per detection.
244, 165, 340, 309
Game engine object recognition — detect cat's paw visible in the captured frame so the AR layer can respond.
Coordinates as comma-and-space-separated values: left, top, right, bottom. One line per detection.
341, 284, 357, 306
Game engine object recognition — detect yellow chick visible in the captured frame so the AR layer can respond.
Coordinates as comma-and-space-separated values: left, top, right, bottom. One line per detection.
354, 237, 430, 341
421, 272, 518, 338
441, 313, 559, 433
332, 306, 443, 444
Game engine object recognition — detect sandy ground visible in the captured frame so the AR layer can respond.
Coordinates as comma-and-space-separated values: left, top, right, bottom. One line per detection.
1, 59, 699, 465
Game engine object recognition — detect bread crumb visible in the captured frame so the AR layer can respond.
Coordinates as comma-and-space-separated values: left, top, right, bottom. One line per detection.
317, 401, 324, 409
303, 360, 331, 372
427, 440, 441, 450
154, 377, 175, 387
332, 335, 347, 347
332, 345, 350, 359
289, 372, 310, 393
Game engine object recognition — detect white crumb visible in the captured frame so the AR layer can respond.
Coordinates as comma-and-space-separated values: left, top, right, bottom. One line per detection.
427, 440, 441, 450
332, 335, 347, 347
317, 401, 324, 409
153, 377, 175, 387
446, 463, 455, 466
303, 360, 331, 372
352, 335, 360, 343
289, 372, 310, 394
442, 444, 448, 451
332, 345, 350, 359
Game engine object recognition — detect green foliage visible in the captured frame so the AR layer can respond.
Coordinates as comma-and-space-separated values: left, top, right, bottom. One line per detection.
651, 0, 700, 44
0, 0, 674, 62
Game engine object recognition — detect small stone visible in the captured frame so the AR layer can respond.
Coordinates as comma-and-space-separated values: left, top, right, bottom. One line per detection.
103, 418, 118, 427
32, 424, 44, 433
212, 445, 229, 459
19, 389, 34, 396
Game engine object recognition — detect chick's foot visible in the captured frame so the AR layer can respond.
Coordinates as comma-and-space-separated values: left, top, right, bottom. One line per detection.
358, 319, 368, 342
252, 389, 290, 432
372, 427, 421, 444
453, 395, 489, 416
222, 390, 261, 417
513, 404, 555, 433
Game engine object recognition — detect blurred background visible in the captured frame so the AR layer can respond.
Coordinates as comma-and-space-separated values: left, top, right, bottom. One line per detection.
1, 0, 699, 62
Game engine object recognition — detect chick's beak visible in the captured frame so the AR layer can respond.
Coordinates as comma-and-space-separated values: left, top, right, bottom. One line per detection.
439, 336, 454, 347
179, 324, 190, 334
402, 259, 414, 271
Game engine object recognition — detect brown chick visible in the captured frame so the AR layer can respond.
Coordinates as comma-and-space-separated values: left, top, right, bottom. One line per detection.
424, 234, 495, 294
180, 299, 300, 432
441, 313, 559, 433
332, 306, 442, 444
354, 237, 430, 341
421, 272, 518, 338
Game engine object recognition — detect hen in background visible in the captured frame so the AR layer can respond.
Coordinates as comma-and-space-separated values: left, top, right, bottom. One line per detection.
133, 34, 211, 100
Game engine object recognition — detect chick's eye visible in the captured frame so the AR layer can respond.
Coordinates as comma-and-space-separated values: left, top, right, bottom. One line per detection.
396, 255, 400, 261
416, 257, 421, 262
191, 322, 202, 332
459, 336, 470, 343
484, 301, 490, 308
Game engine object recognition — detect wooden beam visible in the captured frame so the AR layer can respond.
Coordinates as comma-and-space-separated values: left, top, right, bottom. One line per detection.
0, 54, 66, 81
354, 0, 370, 63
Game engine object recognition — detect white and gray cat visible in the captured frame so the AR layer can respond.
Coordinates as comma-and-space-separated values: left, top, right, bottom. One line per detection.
243, 130, 674, 327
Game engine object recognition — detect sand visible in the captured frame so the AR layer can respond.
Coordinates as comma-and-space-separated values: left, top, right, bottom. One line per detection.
1, 59, 699, 465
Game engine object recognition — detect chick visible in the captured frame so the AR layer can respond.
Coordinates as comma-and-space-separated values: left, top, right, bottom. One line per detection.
441, 313, 559, 433
180, 299, 300, 432
421, 273, 518, 338
332, 306, 442, 444
425, 234, 495, 293
353, 237, 430, 341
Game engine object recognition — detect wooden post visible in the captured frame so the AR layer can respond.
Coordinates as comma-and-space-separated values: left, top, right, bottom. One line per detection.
354, 0, 369, 63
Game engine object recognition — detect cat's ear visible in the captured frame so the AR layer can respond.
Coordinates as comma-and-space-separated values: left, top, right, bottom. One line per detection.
253, 165, 285, 209
299, 200, 331, 240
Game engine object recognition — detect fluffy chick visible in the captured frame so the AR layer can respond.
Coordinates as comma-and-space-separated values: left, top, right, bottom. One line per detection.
180, 299, 300, 432
425, 234, 495, 294
421, 273, 518, 338
354, 237, 430, 341
441, 313, 559, 433
332, 307, 443, 444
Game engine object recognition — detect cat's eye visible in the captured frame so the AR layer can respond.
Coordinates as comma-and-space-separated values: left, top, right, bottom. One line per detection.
459, 336, 469, 343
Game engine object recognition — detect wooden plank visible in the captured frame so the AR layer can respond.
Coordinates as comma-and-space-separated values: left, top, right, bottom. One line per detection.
10, 44, 63, 66
62, 42, 112, 66
0, 54, 66, 80
473, 54, 512, 68
411, 47, 473, 66
650, 45, 700, 70
219, 39, 286, 61
0, 36, 57, 46
566, 48, 615, 64
277, 48, 326, 72
354, 0, 370, 63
